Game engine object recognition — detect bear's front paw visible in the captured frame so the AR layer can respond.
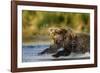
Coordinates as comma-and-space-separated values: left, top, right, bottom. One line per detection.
52, 50, 71, 58
52, 54, 60, 58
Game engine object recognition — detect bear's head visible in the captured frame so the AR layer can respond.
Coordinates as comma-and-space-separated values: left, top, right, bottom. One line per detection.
48, 27, 75, 44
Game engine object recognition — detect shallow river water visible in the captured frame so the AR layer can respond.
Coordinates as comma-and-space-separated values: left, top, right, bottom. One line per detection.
22, 44, 90, 62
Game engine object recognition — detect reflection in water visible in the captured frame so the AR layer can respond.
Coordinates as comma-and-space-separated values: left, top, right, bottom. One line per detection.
22, 44, 90, 62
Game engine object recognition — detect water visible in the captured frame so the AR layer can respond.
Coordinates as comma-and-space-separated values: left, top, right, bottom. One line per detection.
22, 44, 90, 62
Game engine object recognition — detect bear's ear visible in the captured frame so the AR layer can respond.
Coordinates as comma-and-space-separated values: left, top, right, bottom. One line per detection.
67, 28, 72, 32
48, 28, 55, 35
60, 28, 67, 35
67, 29, 76, 39
48, 28, 53, 33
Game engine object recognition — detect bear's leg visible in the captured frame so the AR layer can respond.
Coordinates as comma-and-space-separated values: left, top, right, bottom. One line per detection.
38, 44, 61, 55
38, 48, 50, 55
52, 49, 71, 58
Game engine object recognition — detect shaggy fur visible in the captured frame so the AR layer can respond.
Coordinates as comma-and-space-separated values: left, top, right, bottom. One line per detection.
39, 27, 90, 58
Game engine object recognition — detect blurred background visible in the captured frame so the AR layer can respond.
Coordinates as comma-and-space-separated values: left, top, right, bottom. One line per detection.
22, 10, 90, 43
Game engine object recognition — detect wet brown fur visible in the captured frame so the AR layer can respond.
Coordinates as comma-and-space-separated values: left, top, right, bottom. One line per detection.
39, 27, 90, 57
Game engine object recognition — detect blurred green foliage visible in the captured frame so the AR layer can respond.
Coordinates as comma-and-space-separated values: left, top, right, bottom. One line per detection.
22, 10, 90, 42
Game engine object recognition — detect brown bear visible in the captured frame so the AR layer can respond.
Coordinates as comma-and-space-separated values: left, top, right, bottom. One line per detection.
38, 27, 90, 58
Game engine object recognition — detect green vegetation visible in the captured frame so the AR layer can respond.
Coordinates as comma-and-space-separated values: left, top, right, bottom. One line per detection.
22, 10, 90, 42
